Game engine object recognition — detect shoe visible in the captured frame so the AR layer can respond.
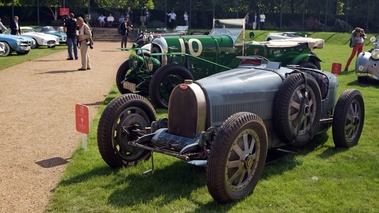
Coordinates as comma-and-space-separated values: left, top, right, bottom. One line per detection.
78, 68, 86, 71
66, 58, 73, 60
343, 68, 348, 72
87, 68, 91, 70
75, 57, 78, 60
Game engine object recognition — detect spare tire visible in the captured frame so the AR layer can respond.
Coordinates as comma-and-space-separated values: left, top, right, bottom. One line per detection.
274, 72, 322, 146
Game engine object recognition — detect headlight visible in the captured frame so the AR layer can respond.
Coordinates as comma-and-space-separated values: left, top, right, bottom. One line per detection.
16, 41, 20, 45
358, 65, 364, 71
371, 49, 379, 60
147, 59, 154, 71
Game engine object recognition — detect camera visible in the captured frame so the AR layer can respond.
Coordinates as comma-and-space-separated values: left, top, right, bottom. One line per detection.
87, 39, 93, 49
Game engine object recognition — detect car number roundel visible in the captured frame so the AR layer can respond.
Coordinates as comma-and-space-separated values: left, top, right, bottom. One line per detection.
178, 38, 203, 57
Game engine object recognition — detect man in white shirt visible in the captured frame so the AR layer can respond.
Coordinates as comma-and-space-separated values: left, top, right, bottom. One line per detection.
184, 11, 189, 26
259, 12, 266, 30
167, 10, 177, 29
107, 13, 115, 27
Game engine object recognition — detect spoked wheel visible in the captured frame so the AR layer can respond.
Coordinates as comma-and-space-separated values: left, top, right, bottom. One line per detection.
149, 64, 193, 109
332, 89, 365, 148
274, 73, 321, 146
97, 94, 156, 167
207, 112, 268, 203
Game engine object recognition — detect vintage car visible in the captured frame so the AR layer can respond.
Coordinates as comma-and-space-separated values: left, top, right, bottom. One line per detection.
3, 27, 59, 48
265, 32, 303, 41
116, 19, 324, 108
0, 34, 32, 56
35, 26, 67, 43
355, 36, 379, 83
97, 62, 364, 203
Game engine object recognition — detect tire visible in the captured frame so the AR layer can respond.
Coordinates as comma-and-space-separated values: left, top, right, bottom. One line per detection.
274, 73, 322, 146
206, 112, 268, 203
357, 76, 368, 84
97, 94, 156, 168
116, 60, 132, 94
149, 64, 194, 109
298, 61, 318, 69
266, 38, 272, 41
33, 39, 39, 48
0, 42, 11, 56
332, 89, 364, 148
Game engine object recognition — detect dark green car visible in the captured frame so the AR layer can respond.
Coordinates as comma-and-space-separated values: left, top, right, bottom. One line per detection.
116, 19, 324, 108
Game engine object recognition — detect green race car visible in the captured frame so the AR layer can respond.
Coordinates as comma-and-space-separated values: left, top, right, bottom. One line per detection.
117, 19, 324, 108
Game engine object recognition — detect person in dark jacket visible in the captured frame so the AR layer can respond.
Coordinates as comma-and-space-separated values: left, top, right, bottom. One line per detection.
120, 18, 132, 49
64, 13, 78, 60
10, 16, 21, 35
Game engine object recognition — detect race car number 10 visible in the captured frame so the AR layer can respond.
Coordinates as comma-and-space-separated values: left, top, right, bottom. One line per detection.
178, 38, 203, 57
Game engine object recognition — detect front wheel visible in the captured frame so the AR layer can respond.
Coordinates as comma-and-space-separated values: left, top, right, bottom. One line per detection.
0, 42, 11, 56
332, 89, 364, 148
149, 64, 194, 109
97, 94, 156, 167
116, 60, 132, 94
206, 112, 268, 203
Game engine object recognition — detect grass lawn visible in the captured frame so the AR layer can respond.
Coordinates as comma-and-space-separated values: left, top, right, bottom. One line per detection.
45, 32, 379, 212
0, 45, 66, 70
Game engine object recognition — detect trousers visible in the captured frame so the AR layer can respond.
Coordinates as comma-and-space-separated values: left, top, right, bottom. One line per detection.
79, 41, 91, 69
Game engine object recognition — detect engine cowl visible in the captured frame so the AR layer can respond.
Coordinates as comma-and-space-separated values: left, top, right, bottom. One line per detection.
168, 80, 207, 138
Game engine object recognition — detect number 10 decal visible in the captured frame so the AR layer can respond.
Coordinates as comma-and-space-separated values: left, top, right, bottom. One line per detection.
178, 38, 203, 57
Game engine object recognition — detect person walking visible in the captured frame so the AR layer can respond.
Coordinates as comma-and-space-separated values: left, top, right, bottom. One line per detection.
76, 17, 92, 70
64, 13, 78, 60
0, 17, 7, 33
10, 16, 21, 35
344, 27, 366, 72
120, 18, 132, 49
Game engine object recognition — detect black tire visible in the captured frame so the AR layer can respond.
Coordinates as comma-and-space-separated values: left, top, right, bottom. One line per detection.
0, 42, 11, 56
206, 112, 268, 203
357, 76, 369, 84
33, 39, 39, 48
274, 73, 322, 146
266, 37, 272, 41
97, 94, 156, 168
116, 60, 132, 94
149, 64, 194, 109
332, 89, 364, 148
298, 61, 319, 69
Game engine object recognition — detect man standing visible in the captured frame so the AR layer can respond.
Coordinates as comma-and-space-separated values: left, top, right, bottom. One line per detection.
166, 10, 177, 29
259, 12, 266, 30
126, 7, 133, 24
76, 17, 92, 70
64, 13, 78, 60
253, 12, 258, 30
120, 18, 132, 49
184, 11, 189, 27
10, 16, 21, 35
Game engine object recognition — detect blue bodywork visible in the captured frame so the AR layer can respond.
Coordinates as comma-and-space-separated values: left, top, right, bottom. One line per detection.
0, 34, 31, 56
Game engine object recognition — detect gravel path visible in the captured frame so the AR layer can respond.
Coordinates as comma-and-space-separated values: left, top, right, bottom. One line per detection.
0, 42, 128, 213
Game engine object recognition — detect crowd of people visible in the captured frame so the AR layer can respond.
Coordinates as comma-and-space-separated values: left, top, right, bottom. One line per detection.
245, 11, 265, 30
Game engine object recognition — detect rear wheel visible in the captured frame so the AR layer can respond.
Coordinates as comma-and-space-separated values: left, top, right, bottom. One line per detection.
207, 112, 268, 203
97, 94, 156, 167
116, 60, 132, 94
332, 89, 364, 148
149, 64, 194, 109
274, 73, 322, 146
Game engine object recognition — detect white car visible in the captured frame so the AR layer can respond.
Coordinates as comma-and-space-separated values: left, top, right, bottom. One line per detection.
3, 27, 60, 48
265, 32, 303, 41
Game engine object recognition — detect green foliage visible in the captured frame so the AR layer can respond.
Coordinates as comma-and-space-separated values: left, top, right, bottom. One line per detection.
44, 32, 379, 212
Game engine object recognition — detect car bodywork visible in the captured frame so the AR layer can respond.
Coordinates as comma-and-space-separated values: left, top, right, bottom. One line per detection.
116, 19, 324, 108
3, 27, 59, 48
265, 32, 303, 40
35, 26, 67, 43
0, 34, 32, 56
355, 36, 379, 83
97, 62, 364, 203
